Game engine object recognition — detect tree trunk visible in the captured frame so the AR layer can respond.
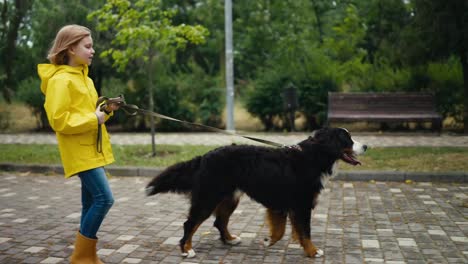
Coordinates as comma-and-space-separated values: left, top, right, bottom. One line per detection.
148, 55, 156, 156
311, 0, 324, 44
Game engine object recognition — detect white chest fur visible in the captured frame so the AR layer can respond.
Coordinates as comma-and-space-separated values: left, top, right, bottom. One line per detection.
320, 161, 339, 187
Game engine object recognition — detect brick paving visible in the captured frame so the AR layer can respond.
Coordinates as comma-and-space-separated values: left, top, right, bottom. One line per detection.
0, 172, 467, 263
1, 132, 467, 263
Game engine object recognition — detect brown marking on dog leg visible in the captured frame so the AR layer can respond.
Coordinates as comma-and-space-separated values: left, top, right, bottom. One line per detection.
181, 223, 201, 257
298, 237, 320, 257
266, 209, 287, 246
289, 209, 323, 258
214, 196, 240, 243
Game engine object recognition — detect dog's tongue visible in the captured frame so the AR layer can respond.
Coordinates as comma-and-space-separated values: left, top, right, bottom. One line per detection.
342, 153, 361, 166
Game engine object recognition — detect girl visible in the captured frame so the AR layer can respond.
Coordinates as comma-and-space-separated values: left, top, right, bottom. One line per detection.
38, 24, 119, 263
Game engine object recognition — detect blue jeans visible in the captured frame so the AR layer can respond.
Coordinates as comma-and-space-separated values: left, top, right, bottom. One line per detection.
78, 167, 114, 239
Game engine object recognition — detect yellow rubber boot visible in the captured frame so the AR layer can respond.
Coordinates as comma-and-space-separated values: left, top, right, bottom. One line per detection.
70, 232, 104, 264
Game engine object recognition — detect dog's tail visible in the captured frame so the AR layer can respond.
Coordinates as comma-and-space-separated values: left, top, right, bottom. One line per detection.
145, 156, 201, 196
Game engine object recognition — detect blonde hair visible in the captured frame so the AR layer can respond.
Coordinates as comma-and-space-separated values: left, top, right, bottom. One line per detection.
47, 24, 91, 65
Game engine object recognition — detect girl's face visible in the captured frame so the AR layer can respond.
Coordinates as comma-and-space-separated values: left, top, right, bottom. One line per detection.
68, 36, 95, 66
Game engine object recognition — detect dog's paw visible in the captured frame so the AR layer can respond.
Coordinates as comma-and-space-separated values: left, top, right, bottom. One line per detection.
263, 238, 270, 247
181, 249, 196, 258
314, 249, 324, 258
226, 235, 241, 245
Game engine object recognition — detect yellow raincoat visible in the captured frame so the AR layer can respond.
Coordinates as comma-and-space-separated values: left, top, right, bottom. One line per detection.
38, 64, 114, 178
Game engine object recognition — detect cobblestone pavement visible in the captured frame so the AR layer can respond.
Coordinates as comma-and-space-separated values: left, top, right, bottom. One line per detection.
0, 172, 467, 264
1, 132, 468, 147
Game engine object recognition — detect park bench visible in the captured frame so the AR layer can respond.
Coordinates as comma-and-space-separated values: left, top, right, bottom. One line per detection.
327, 92, 442, 132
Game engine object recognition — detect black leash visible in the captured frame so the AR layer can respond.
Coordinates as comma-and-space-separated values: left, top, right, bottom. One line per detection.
96, 95, 287, 151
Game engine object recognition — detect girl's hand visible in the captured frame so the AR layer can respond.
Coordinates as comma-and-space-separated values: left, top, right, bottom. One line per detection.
95, 106, 106, 124
106, 102, 120, 112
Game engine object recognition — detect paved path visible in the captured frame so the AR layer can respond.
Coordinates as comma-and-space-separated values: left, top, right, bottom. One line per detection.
1, 132, 468, 147
0, 172, 467, 263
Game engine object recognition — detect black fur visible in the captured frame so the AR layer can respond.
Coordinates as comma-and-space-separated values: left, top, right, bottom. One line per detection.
145, 127, 363, 257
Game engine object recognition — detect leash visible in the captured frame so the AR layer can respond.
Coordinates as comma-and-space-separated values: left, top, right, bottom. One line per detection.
96, 95, 289, 151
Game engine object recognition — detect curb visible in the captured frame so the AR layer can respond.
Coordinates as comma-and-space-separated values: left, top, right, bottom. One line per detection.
0, 163, 165, 178
335, 170, 468, 182
1, 163, 467, 182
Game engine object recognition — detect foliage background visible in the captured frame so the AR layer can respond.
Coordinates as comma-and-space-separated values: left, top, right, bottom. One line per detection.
0, 0, 466, 132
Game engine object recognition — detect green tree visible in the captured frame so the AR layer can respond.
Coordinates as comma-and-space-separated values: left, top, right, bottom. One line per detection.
233, 0, 320, 80
406, 0, 468, 133
161, 0, 225, 76
0, 0, 33, 103
88, 0, 208, 155
33, 0, 112, 92
361, 0, 410, 66
241, 0, 345, 130
12, 0, 108, 130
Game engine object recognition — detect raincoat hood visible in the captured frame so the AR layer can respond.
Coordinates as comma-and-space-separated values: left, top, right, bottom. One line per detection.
38, 64, 89, 94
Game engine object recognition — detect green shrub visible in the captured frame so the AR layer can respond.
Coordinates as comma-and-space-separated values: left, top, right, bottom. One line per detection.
298, 77, 338, 129
245, 48, 339, 131
154, 62, 223, 131
349, 63, 412, 92
338, 57, 463, 124
16, 77, 47, 130
116, 60, 224, 132
425, 57, 463, 120
245, 67, 292, 131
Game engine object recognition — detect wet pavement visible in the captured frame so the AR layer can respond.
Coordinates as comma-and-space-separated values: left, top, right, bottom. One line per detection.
1, 132, 467, 263
0, 172, 467, 264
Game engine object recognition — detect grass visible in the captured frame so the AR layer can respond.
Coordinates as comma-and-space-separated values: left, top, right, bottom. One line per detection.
1, 144, 467, 172
344, 147, 468, 172
1, 103, 467, 173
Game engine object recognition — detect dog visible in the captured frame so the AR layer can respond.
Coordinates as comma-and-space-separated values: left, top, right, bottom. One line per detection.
145, 127, 367, 258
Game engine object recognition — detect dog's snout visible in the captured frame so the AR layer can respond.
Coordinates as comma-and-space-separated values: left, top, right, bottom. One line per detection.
352, 140, 367, 155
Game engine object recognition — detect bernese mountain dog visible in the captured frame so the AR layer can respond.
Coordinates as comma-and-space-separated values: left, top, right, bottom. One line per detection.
145, 127, 367, 258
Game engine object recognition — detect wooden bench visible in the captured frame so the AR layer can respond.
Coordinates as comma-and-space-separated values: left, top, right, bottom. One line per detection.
327, 92, 442, 131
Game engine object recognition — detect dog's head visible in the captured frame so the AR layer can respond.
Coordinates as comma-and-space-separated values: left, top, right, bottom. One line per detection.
308, 127, 367, 165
